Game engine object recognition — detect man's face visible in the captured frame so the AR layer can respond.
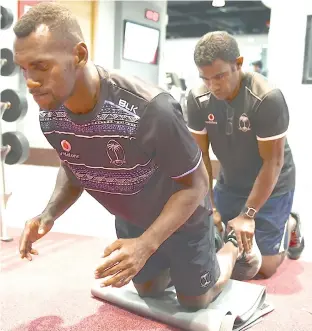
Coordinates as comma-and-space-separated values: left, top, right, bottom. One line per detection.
14, 25, 78, 110
198, 58, 242, 100
253, 65, 261, 73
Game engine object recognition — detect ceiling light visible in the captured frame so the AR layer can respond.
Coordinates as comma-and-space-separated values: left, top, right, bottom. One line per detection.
212, 0, 225, 7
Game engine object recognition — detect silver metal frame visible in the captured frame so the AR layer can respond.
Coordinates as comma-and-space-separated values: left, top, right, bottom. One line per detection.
0, 101, 13, 242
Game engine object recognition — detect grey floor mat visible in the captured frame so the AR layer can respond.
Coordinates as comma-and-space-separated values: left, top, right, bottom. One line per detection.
91, 279, 274, 331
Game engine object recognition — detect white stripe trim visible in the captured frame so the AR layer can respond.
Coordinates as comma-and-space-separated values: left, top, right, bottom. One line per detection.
256, 130, 287, 141
245, 87, 262, 101
44, 131, 134, 139
171, 152, 202, 179
278, 221, 288, 253
64, 159, 152, 171
187, 127, 207, 135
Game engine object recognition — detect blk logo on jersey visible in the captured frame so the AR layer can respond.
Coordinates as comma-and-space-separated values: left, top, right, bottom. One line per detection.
61, 140, 71, 152
118, 99, 138, 114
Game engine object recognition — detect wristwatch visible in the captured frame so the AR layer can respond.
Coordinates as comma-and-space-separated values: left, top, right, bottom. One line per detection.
241, 206, 257, 219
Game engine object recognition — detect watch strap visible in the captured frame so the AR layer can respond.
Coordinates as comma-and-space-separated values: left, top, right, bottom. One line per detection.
241, 206, 257, 218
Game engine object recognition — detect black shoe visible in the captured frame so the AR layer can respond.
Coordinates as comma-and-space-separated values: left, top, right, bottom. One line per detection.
225, 230, 238, 248
226, 230, 248, 260
287, 212, 305, 260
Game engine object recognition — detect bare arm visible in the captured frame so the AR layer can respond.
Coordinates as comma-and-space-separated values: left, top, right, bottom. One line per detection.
140, 159, 209, 252
245, 138, 284, 211
40, 162, 84, 222
246, 89, 289, 213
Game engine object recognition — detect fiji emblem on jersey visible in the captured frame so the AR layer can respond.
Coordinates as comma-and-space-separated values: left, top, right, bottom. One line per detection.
106, 139, 126, 166
238, 113, 251, 132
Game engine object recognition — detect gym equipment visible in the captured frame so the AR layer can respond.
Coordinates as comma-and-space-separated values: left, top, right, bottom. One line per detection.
0, 6, 14, 30
0, 105, 13, 241
0, 101, 30, 165
0, 145, 12, 242
0, 6, 27, 243
1, 48, 17, 76
92, 279, 273, 331
1, 131, 30, 165
0, 100, 29, 242
1, 89, 28, 122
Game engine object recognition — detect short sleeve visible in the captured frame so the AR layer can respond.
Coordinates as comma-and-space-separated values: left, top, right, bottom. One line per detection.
253, 89, 289, 141
136, 93, 202, 178
186, 90, 207, 134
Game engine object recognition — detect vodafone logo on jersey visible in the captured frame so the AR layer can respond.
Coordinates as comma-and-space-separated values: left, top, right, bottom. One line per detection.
61, 140, 71, 152
60, 140, 80, 159
205, 113, 217, 125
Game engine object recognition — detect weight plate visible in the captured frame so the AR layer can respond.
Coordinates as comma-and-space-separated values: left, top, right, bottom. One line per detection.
2, 131, 30, 165
1, 48, 17, 76
1, 6, 14, 30
1, 89, 28, 122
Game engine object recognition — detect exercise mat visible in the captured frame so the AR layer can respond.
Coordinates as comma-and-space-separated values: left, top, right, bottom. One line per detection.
91, 279, 274, 331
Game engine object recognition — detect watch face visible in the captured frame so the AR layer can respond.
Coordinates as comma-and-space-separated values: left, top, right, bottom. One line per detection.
246, 207, 256, 217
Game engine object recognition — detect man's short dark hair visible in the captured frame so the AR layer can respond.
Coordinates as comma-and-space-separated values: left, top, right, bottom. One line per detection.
252, 60, 263, 69
194, 31, 240, 67
13, 2, 84, 49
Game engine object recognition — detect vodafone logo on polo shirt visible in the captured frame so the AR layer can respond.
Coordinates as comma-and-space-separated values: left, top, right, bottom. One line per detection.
205, 113, 217, 125
60, 140, 79, 159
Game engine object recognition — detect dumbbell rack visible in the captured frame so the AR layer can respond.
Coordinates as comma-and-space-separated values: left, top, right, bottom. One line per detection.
1, 5, 31, 242
1, 4, 15, 242
0, 101, 13, 242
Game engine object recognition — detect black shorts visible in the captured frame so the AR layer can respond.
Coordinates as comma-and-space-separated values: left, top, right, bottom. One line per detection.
115, 215, 221, 297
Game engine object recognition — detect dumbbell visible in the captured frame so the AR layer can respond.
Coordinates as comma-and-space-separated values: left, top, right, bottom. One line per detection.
1, 6, 14, 30
1, 131, 30, 165
0, 89, 28, 122
1, 48, 17, 76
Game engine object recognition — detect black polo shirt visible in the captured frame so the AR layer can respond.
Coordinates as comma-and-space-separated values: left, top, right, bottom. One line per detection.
187, 72, 295, 197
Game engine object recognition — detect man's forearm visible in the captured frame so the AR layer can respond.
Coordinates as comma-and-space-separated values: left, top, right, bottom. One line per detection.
41, 165, 84, 222
140, 184, 208, 253
202, 153, 216, 208
245, 160, 283, 212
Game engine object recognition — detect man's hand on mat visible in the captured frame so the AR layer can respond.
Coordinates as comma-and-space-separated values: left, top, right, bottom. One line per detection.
95, 237, 151, 288
227, 216, 255, 253
19, 216, 54, 261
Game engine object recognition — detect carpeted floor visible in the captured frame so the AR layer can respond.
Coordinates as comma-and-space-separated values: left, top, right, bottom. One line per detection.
1, 228, 312, 331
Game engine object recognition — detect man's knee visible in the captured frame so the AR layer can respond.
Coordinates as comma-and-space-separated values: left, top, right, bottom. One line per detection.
177, 289, 215, 312
134, 280, 168, 298
134, 269, 171, 298
258, 253, 285, 279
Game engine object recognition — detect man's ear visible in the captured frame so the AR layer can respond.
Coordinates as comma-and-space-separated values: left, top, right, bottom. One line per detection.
236, 56, 244, 69
73, 42, 88, 68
